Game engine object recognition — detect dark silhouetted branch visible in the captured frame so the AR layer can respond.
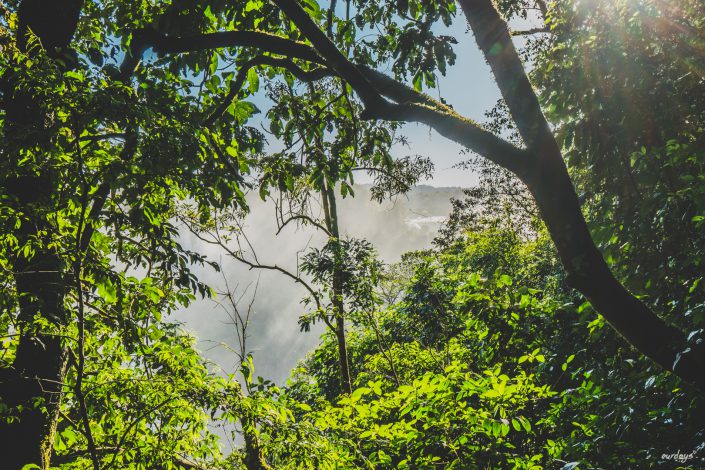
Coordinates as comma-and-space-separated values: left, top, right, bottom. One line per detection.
511, 27, 549, 36
119, 27, 326, 79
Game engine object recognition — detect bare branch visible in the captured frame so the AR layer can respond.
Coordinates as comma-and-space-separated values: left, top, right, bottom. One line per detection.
232, 254, 322, 312
276, 214, 331, 237
180, 213, 328, 325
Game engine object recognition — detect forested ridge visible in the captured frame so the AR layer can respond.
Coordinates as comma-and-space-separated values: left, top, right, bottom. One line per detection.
1, 0, 704, 468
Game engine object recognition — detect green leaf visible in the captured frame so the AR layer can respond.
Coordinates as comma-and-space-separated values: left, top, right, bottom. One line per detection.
230, 101, 260, 123
247, 67, 260, 93
97, 280, 118, 304
497, 274, 513, 287
520, 417, 532, 432
413, 72, 423, 92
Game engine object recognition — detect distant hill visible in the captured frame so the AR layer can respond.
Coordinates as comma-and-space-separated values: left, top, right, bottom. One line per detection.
175, 184, 466, 384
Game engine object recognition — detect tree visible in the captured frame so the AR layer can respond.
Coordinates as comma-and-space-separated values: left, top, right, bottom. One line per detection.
263, 0, 705, 390
284, 221, 704, 468
0, 0, 265, 466
183, 75, 430, 396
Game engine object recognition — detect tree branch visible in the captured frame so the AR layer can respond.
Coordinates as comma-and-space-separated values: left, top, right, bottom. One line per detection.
119, 27, 326, 79
54, 447, 220, 469
276, 214, 332, 237
458, 0, 705, 390
234, 254, 335, 330
459, 0, 555, 154
269, 0, 705, 391
182, 219, 328, 324
270, 0, 529, 176
369, 99, 529, 177
271, 0, 390, 114
511, 27, 549, 36
79, 131, 138, 253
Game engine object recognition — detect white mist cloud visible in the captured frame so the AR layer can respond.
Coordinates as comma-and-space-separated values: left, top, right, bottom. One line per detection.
173, 185, 465, 384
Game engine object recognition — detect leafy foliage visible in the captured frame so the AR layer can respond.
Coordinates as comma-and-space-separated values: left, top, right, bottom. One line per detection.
1, 0, 705, 468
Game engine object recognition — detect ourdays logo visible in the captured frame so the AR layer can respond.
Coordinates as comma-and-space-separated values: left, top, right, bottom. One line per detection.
661, 450, 697, 463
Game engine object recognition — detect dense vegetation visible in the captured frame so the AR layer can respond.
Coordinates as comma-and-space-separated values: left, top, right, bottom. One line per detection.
1, 0, 704, 468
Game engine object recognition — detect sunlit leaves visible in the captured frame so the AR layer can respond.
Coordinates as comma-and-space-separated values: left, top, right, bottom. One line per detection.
302, 361, 551, 468
228, 100, 260, 124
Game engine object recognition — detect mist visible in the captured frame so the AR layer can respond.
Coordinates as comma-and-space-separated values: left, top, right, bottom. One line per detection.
173, 184, 465, 384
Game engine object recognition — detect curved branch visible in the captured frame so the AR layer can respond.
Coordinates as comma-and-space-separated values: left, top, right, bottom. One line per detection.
271, 0, 390, 113
267, 1, 529, 176
458, 0, 705, 390
270, 0, 705, 390
119, 27, 326, 79
276, 215, 331, 237
236, 256, 321, 308
356, 65, 441, 109
369, 100, 529, 177
219, 240, 335, 332
182, 221, 327, 324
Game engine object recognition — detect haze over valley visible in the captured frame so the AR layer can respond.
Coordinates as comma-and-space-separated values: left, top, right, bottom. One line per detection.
176, 185, 465, 383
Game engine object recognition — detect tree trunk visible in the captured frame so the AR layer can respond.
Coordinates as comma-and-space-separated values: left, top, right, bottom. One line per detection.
0, 327, 68, 469
321, 181, 353, 394
523, 143, 695, 376
241, 414, 272, 470
0, 191, 71, 468
333, 313, 353, 394
458, 0, 705, 390
0, 1, 83, 467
